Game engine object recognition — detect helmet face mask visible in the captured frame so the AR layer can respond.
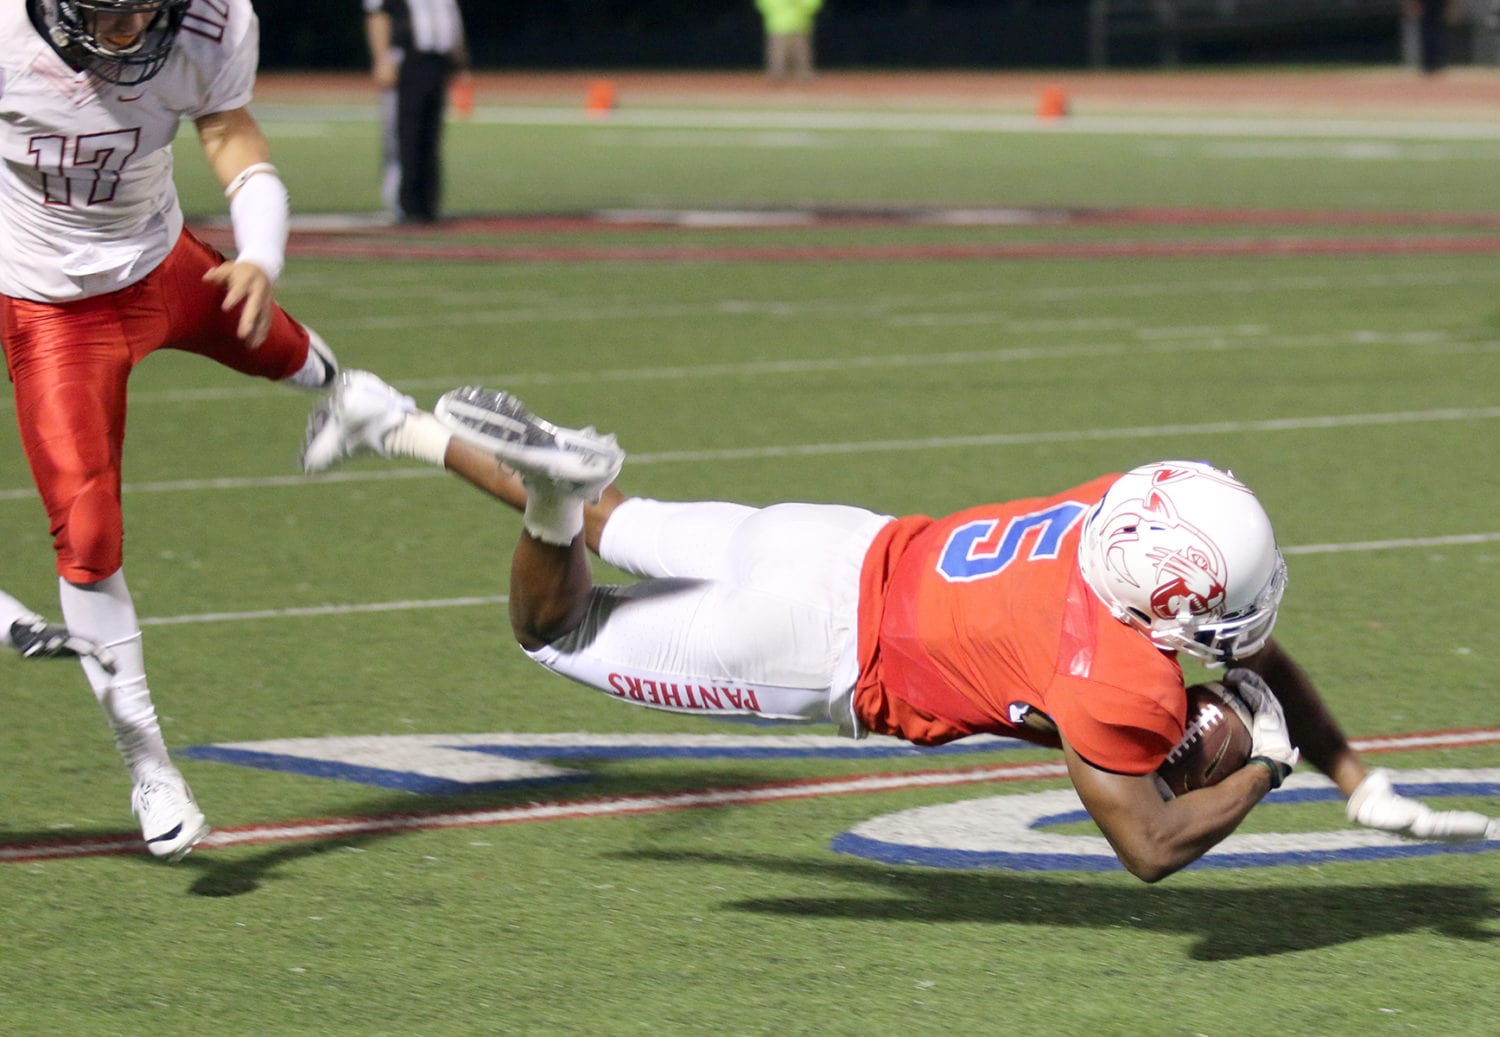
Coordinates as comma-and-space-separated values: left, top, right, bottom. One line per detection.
40, 0, 190, 86
1078, 460, 1287, 665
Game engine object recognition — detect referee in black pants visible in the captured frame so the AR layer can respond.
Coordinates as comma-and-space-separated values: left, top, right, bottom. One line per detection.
363, 0, 470, 224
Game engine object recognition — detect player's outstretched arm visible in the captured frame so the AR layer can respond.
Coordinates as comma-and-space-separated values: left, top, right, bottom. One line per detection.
1236, 639, 1362, 794
1238, 638, 1496, 840
1061, 737, 1278, 883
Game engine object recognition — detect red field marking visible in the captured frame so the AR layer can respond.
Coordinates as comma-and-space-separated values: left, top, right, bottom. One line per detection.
190, 202, 1500, 266
193, 222, 1500, 266
254, 70, 1500, 121
1092, 207, 1500, 229
255, 207, 1500, 236
3, 727, 1497, 864
277, 235, 1500, 264
420, 208, 1500, 233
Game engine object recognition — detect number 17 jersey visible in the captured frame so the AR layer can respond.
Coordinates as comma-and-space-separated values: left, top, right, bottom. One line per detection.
0, 0, 258, 301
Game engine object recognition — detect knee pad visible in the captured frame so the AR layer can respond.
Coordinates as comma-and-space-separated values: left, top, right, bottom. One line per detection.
56, 479, 124, 582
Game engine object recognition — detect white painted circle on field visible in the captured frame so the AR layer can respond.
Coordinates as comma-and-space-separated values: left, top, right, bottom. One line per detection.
833, 768, 1500, 871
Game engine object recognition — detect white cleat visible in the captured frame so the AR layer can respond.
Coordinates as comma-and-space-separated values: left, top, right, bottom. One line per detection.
434, 387, 624, 502
301, 369, 415, 474
131, 765, 209, 862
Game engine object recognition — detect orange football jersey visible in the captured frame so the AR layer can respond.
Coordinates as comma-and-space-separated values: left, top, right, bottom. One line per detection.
853, 475, 1188, 775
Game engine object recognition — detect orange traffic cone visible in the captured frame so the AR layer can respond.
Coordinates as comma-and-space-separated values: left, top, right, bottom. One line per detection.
449, 76, 475, 119
1037, 84, 1069, 121
585, 79, 616, 118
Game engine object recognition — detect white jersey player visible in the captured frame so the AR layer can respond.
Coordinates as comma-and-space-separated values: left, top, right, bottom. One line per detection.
1, 1, 338, 861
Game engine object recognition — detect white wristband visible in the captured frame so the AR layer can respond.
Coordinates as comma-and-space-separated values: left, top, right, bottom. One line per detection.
224, 161, 278, 198
227, 165, 288, 283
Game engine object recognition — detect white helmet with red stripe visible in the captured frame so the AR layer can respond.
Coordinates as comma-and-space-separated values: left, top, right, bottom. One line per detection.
1077, 460, 1287, 664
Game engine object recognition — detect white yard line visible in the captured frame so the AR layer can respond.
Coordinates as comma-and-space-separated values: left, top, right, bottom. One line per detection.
129, 529, 1500, 628
288, 267, 1500, 302
0, 324, 1491, 410
3, 404, 1499, 502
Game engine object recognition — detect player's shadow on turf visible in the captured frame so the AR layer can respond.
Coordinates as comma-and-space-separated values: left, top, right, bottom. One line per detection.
172, 830, 408, 897
620, 849, 1498, 960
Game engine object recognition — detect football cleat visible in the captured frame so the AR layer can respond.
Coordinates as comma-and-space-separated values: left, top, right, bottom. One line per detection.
131, 765, 209, 862
301, 369, 416, 474
434, 387, 624, 502
9, 613, 117, 672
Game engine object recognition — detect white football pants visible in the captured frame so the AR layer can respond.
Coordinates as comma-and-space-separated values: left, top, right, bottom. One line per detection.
524, 498, 892, 737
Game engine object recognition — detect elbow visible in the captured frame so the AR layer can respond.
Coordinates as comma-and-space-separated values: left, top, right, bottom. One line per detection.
1119, 852, 1177, 884
509, 600, 587, 651
510, 614, 564, 652
1124, 859, 1176, 884
1104, 808, 1224, 883
1113, 839, 1189, 884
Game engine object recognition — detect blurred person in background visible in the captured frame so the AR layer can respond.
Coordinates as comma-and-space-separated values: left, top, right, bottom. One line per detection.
2, 0, 338, 860
363, 0, 471, 223
757, 0, 823, 82
1403, 0, 1460, 73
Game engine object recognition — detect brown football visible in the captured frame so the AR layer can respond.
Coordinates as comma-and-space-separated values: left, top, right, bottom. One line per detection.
1154, 681, 1254, 798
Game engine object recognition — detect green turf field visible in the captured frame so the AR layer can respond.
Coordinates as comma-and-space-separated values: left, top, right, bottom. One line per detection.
1, 80, 1497, 1036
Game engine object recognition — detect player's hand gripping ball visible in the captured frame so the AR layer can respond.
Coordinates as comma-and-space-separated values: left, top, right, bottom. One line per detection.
1154, 682, 1254, 798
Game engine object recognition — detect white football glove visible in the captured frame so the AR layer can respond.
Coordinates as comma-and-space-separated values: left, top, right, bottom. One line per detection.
1223, 668, 1300, 786
1346, 768, 1497, 841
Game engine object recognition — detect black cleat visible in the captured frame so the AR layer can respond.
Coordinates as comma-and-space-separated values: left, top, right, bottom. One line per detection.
9, 613, 116, 671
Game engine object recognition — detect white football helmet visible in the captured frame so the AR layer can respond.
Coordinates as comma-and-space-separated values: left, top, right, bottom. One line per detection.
1077, 460, 1287, 665
36, 0, 189, 86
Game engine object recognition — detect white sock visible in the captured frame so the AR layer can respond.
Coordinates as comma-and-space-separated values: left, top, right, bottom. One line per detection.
384, 412, 452, 466
523, 482, 585, 546
282, 329, 338, 391
58, 572, 170, 780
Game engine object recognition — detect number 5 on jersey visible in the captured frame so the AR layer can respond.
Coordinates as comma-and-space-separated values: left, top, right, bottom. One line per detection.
936, 501, 1089, 582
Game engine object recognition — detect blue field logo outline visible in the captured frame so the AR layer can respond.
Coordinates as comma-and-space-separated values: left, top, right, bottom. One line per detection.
180, 731, 1030, 795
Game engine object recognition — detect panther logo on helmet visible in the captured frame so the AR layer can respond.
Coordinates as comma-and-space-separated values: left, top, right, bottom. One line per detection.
35, 0, 190, 87
1079, 461, 1286, 664
1108, 473, 1230, 622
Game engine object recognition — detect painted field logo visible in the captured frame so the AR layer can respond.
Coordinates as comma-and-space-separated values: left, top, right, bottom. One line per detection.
834, 768, 1500, 871
9, 733, 1497, 865
180, 732, 1029, 794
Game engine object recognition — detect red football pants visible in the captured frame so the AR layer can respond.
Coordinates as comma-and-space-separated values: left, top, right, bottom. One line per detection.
1, 229, 312, 583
